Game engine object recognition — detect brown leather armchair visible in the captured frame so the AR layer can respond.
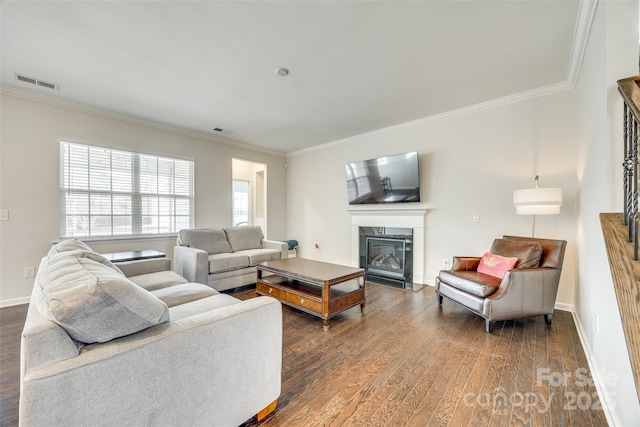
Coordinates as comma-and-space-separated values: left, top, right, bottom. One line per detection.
435, 235, 567, 333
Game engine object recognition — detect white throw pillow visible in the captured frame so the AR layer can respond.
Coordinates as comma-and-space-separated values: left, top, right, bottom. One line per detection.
47, 239, 124, 275
36, 256, 169, 344
47, 238, 93, 256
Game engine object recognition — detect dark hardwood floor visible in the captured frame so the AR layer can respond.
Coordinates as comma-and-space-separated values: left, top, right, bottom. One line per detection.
0, 303, 28, 427
1, 283, 607, 427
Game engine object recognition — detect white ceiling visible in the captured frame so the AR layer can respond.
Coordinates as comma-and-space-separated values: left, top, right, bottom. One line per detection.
1, 1, 585, 155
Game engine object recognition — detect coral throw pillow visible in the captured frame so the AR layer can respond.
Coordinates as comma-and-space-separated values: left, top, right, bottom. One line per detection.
477, 252, 518, 279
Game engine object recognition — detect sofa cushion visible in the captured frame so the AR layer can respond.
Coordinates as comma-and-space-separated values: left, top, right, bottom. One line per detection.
208, 266, 256, 278
168, 293, 242, 321
208, 252, 250, 273
47, 238, 93, 255
178, 228, 232, 254
151, 283, 219, 307
48, 239, 124, 275
36, 256, 169, 344
438, 270, 501, 297
236, 248, 281, 266
48, 248, 125, 276
503, 235, 566, 268
477, 252, 517, 279
129, 270, 188, 291
489, 239, 543, 269
225, 226, 264, 252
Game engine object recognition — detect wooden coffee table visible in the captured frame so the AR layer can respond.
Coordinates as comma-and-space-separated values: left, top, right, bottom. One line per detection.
256, 258, 366, 331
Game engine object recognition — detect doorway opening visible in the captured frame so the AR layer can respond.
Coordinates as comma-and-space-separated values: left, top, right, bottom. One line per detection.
232, 158, 267, 233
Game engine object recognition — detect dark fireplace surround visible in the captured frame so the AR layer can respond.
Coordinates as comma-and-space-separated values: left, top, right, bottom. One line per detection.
358, 227, 416, 289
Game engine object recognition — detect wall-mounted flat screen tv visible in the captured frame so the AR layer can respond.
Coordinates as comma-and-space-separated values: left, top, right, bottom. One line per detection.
346, 151, 421, 205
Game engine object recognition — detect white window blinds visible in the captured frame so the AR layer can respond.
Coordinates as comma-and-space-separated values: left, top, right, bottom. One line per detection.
60, 141, 194, 238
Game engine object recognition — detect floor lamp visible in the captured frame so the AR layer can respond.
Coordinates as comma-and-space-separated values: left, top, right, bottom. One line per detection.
513, 175, 563, 237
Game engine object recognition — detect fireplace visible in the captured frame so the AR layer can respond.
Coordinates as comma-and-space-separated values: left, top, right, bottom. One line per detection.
349, 206, 427, 290
347, 203, 427, 291
360, 227, 413, 288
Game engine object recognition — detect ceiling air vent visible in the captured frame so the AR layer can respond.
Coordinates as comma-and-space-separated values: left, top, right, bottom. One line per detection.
213, 127, 233, 134
14, 73, 59, 90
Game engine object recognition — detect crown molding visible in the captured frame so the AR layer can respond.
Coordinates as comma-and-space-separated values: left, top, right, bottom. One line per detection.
287, 80, 573, 158
0, 86, 286, 158
565, 0, 599, 88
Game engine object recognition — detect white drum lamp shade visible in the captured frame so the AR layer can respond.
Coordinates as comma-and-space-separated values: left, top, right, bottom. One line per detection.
513, 187, 563, 215
513, 176, 562, 237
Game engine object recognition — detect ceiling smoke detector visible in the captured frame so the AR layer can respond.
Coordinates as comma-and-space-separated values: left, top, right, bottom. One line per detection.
275, 67, 289, 77
14, 73, 59, 90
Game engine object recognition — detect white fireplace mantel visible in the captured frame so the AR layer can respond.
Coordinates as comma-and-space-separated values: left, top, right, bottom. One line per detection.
347, 205, 428, 284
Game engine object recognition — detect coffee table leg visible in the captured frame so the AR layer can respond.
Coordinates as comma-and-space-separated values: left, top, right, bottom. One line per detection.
323, 320, 329, 332
359, 276, 366, 314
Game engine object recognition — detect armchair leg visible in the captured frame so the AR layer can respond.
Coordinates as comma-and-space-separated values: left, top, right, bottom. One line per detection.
436, 293, 443, 305
544, 314, 552, 325
485, 319, 495, 333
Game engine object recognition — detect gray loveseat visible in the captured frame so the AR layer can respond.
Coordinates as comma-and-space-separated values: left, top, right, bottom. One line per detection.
173, 226, 288, 292
20, 239, 282, 426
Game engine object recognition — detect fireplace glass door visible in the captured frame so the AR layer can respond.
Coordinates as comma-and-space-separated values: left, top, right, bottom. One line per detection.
365, 237, 407, 280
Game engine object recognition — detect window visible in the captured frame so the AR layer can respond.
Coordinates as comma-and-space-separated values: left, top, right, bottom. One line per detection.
60, 141, 194, 238
232, 180, 250, 226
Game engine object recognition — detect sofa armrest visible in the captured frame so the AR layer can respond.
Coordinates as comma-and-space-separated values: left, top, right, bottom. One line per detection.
21, 300, 81, 373
484, 268, 562, 320
117, 258, 172, 278
451, 256, 481, 271
173, 246, 209, 284
20, 296, 283, 427
262, 239, 288, 259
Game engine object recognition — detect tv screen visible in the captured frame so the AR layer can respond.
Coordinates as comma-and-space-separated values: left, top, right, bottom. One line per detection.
346, 151, 421, 205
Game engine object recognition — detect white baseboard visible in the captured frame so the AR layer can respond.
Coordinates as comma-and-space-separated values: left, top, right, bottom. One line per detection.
554, 301, 574, 312
571, 311, 619, 426
0, 296, 30, 308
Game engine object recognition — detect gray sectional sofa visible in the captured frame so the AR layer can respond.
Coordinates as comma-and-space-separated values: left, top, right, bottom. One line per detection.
20, 239, 282, 426
173, 226, 288, 291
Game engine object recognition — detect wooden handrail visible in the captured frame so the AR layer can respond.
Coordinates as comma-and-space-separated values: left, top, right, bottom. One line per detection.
610, 75, 640, 403
600, 213, 640, 402
618, 76, 640, 122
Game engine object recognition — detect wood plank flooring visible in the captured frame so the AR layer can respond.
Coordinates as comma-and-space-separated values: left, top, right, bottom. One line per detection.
235, 282, 608, 427
0, 303, 28, 427
1, 283, 608, 427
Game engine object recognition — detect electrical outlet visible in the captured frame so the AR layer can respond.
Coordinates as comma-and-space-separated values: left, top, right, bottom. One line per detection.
24, 266, 35, 278
0, 210, 8, 221
443, 259, 451, 269
472, 213, 480, 223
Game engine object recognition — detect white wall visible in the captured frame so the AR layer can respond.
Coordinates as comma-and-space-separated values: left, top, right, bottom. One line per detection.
0, 93, 287, 305
287, 89, 578, 308
574, 1, 640, 425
